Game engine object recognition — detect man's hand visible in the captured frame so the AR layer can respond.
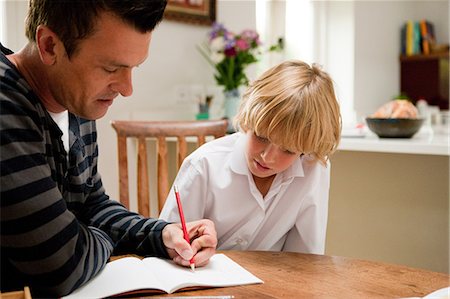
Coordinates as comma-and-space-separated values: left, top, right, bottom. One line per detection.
162, 219, 217, 267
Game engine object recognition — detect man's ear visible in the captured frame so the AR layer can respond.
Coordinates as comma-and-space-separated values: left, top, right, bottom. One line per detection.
35, 25, 65, 65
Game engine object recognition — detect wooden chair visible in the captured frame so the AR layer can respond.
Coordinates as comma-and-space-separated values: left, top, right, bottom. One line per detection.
111, 119, 228, 217
0, 287, 32, 299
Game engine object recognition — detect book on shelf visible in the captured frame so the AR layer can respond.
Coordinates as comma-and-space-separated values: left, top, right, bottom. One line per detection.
405, 20, 414, 56
419, 19, 430, 54
400, 24, 406, 55
402, 19, 436, 56
412, 21, 421, 54
63, 253, 263, 298
419, 19, 436, 55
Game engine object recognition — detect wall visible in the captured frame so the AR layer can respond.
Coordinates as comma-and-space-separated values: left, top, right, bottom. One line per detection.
352, 1, 449, 119
325, 1, 355, 124
2, 1, 28, 52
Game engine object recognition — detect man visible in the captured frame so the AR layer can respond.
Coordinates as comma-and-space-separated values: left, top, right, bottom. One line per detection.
0, 0, 217, 297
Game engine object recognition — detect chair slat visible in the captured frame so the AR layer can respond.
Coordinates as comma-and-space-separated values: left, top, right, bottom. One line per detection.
137, 137, 150, 217
198, 135, 206, 146
178, 137, 187, 169
157, 136, 169, 213
117, 135, 129, 209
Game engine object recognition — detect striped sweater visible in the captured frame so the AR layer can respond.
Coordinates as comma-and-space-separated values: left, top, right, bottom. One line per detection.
0, 45, 170, 297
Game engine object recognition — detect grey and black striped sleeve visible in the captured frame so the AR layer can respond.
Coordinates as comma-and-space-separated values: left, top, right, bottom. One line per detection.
0, 94, 116, 297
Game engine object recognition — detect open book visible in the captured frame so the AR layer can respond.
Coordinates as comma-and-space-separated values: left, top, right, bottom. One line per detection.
63, 253, 263, 298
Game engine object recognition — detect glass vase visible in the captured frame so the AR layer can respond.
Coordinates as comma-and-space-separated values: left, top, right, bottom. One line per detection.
223, 88, 240, 133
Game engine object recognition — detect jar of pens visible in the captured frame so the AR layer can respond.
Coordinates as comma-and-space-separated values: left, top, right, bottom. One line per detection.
196, 95, 213, 120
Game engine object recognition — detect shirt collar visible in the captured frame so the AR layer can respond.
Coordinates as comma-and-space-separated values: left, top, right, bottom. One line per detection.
229, 132, 250, 175
229, 132, 305, 179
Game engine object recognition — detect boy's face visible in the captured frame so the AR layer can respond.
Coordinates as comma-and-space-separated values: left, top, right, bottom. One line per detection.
245, 130, 301, 179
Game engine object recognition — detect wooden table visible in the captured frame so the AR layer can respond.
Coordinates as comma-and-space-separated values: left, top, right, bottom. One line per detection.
120, 251, 449, 298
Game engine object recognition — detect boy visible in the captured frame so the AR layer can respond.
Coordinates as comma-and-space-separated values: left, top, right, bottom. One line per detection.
160, 60, 341, 253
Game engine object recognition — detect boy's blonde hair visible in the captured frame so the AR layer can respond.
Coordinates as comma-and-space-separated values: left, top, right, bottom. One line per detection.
234, 60, 341, 165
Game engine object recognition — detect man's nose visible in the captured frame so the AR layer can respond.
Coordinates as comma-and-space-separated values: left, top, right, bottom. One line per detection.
111, 69, 133, 97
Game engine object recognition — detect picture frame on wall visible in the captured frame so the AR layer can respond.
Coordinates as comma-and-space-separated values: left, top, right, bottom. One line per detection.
164, 0, 216, 26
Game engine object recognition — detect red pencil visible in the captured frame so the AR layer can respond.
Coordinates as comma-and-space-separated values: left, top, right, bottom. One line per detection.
173, 185, 195, 271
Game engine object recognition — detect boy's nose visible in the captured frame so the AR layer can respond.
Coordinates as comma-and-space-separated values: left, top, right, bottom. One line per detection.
260, 144, 277, 163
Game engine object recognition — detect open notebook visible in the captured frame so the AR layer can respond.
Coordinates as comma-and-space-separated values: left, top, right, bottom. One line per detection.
63, 253, 263, 298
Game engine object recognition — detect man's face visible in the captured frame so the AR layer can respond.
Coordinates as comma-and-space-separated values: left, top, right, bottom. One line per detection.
49, 12, 152, 119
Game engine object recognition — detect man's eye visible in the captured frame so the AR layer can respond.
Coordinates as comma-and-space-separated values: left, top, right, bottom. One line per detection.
104, 67, 118, 73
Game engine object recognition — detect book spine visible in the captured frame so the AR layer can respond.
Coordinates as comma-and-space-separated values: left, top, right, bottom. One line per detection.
400, 24, 406, 55
413, 21, 421, 54
406, 20, 414, 56
419, 19, 430, 55
426, 21, 436, 44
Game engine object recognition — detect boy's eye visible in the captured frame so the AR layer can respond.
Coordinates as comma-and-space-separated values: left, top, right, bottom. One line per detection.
283, 149, 296, 155
254, 133, 269, 143
281, 146, 298, 155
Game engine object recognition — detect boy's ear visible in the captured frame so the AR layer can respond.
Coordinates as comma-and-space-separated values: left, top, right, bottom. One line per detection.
35, 24, 64, 66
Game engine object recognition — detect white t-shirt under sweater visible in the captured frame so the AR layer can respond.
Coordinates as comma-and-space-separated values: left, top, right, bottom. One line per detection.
48, 110, 69, 152
159, 132, 330, 254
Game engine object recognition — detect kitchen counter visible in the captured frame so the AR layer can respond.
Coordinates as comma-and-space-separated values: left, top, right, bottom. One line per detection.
327, 142, 449, 273
338, 128, 449, 156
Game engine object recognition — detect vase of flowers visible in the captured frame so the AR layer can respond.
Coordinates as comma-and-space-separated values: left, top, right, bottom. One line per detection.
198, 23, 268, 132
223, 88, 240, 130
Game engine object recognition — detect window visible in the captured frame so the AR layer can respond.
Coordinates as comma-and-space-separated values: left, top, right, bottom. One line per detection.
256, 0, 356, 125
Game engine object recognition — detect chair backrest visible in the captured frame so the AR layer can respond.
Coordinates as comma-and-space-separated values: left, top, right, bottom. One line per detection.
111, 119, 228, 217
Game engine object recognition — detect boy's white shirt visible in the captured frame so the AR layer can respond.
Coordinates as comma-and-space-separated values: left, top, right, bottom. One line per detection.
159, 132, 330, 254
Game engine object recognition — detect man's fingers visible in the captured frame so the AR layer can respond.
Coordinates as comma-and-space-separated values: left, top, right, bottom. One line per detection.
191, 247, 216, 267
163, 219, 217, 268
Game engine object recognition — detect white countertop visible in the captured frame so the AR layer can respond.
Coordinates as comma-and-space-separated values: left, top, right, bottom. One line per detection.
338, 127, 450, 156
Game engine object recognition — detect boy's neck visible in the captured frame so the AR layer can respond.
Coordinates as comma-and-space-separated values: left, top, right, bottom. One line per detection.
253, 174, 276, 198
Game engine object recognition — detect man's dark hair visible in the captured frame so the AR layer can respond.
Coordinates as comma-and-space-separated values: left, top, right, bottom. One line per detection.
25, 0, 167, 57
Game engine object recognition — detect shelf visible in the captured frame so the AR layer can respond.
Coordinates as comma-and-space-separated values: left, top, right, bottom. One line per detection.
400, 51, 449, 110
400, 51, 449, 61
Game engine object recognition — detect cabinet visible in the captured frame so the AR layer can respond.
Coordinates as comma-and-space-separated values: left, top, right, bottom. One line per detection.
327, 150, 449, 273
400, 52, 449, 110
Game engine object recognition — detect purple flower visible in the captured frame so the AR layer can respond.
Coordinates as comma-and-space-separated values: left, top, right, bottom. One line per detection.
209, 22, 227, 40
223, 32, 235, 49
199, 22, 277, 92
